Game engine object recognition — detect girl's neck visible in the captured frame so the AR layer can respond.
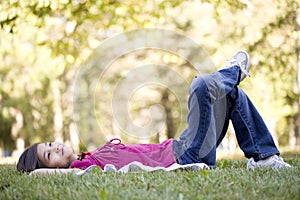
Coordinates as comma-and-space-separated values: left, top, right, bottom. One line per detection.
70, 153, 78, 163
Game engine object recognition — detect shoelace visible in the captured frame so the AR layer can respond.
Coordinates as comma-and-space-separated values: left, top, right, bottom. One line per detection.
273, 155, 291, 167
226, 58, 251, 77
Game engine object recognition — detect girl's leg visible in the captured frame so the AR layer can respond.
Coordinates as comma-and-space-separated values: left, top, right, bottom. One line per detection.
173, 66, 241, 167
228, 88, 280, 161
173, 66, 280, 167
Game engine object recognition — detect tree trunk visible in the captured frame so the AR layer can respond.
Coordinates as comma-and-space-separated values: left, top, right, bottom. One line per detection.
161, 89, 175, 139
53, 80, 63, 142
86, 78, 95, 149
295, 8, 300, 146
288, 117, 296, 148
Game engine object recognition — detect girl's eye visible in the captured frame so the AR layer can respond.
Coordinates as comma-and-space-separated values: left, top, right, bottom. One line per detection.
49, 142, 52, 146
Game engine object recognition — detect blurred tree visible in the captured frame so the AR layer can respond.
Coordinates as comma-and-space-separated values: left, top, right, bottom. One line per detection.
0, 0, 186, 151
246, 0, 300, 146
201, 0, 300, 146
0, 106, 15, 151
0, 0, 299, 155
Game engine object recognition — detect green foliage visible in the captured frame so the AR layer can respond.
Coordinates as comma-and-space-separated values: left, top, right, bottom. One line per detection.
0, 0, 189, 149
0, 158, 300, 199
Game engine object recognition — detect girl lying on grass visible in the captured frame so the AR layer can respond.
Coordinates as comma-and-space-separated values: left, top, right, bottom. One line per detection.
17, 51, 292, 176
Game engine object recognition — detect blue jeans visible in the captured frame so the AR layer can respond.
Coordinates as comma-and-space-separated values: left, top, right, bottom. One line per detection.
173, 65, 280, 167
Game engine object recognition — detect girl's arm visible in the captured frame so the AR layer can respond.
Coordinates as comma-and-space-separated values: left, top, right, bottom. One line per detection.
29, 168, 83, 176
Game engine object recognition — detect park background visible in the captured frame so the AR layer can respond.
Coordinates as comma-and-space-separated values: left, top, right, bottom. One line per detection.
0, 0, 299, 164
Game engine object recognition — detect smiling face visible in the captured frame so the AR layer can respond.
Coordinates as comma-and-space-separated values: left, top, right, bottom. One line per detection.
37, 142, 77, 168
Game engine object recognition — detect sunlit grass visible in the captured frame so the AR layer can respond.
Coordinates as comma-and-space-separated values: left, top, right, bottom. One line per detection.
1, 157, 299, 200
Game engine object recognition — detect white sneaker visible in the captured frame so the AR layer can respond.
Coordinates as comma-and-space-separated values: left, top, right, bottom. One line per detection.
227, 50, 251, 81
247, 155, 292, 169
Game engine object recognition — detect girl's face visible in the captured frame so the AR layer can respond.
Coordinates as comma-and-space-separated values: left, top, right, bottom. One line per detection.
37, 142, 76, 168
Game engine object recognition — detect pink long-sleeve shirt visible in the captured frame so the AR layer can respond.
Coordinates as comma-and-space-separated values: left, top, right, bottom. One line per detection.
69, 138, 177, 170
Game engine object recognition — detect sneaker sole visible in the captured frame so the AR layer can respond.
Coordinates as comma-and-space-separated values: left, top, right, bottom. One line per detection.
234, 50, 250, 80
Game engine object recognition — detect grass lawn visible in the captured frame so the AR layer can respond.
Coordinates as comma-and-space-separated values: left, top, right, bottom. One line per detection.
0, 157, 299, 200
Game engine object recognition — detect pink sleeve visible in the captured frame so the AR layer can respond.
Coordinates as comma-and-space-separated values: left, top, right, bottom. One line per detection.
69, 159, 94, 169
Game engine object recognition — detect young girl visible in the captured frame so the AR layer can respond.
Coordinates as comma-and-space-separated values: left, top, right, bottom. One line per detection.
17, 51, 292, 175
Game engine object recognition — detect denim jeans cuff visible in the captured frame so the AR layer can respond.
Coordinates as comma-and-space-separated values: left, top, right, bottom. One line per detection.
258, 151, 280, 161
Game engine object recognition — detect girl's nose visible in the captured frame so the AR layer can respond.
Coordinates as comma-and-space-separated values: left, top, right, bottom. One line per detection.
51, 145, 60, 153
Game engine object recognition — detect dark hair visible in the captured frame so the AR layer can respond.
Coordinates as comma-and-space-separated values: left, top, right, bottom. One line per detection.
16, 143, 47, 173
